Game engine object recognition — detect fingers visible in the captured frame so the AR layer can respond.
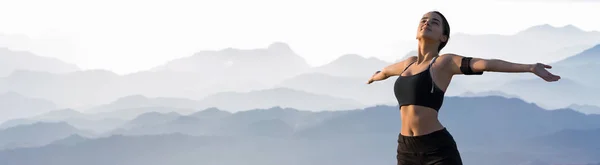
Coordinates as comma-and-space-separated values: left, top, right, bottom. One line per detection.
542, 63, 552, 69
544, 74, 561, 82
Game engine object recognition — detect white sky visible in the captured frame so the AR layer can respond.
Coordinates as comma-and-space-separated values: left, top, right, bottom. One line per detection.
1, 0, 599, 74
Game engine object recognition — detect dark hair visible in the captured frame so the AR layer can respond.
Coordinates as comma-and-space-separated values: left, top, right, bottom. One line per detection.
431, 11, 450, 51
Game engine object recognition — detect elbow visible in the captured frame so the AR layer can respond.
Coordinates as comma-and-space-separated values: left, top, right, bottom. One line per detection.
469, 59, 490, 73
480, 61, 491, 72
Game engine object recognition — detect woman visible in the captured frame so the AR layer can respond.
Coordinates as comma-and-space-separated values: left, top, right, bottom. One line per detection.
366, 11, 561, 165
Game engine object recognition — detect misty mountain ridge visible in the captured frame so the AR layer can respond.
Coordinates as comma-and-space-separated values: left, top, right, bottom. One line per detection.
443, 24, 600, 65
459, 90, 522, 99
0, 48, 80, 77
568, 104, 600, 115
496, 77, 599, 108
55, 96, 600, 142
0, 108, 129, 134
490, 43, 600, 109
122, 111, 182, 129
516, 24, 600, 39
150, 42, 310, 86
88, 94, 202, 113
48, 134, 89, 146
276, 72, 399, 105
197, 87, 365, 112
0, 91, 57, 122
1, 24, 598, 111
309, 54, 392, 78
553, 44, 600, 66
3, 96, 600, 165
0, 121, 92, 150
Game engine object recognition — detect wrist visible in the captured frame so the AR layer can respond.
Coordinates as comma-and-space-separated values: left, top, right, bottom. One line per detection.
527, 64, 536, 72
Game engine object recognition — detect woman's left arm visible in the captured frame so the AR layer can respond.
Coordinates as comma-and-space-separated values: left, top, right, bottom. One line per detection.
442, 53, 561, 82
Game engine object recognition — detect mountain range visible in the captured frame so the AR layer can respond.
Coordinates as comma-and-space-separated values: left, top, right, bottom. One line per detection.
0, 25, 600, 109
442, 24, 600, 64
0, 47, 79, 77
1, 96, 599, 165
0, 24, 599, 120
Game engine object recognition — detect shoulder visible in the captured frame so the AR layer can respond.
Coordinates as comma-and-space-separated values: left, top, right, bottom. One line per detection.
401, 56, 418, 68
436, 53, 463, 67
438, 53, 462, 62
381, 56, 417, 76
393, 56, 417, 68
404, 56, 417, 64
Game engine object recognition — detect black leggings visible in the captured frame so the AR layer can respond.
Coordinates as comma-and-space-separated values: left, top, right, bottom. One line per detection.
396, 128, 463, 165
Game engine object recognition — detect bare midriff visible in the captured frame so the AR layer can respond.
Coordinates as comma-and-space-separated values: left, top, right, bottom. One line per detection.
399, 105, 445, 136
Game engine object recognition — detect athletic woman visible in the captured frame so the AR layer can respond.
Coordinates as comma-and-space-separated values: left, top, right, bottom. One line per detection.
366, 11, 561, 165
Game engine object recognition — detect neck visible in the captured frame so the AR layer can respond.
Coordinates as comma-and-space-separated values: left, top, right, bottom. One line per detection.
416, 39, 440, 64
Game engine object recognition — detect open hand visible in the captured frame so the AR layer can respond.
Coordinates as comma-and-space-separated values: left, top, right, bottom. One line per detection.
367, 78, 374, 84
366, 71, 381, 84
531, 63, 561, 82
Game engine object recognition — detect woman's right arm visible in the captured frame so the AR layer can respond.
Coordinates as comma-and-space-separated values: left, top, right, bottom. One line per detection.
367, 56, 416, 84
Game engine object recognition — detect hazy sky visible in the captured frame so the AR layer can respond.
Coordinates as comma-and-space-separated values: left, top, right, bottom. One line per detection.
1, 0, 599, 74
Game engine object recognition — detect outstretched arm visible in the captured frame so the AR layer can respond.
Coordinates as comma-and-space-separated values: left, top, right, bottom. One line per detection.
443, 53, 561, 82
367, 56, 417, 84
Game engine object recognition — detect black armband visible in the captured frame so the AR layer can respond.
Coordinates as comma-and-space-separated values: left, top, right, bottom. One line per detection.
460, 57, 483, 75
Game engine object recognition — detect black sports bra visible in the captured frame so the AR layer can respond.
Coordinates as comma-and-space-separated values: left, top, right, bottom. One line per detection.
393, 57, 444, 111
393, 56, 483, 112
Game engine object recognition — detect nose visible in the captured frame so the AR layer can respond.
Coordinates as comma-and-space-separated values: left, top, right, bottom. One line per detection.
424, 19, 433, 26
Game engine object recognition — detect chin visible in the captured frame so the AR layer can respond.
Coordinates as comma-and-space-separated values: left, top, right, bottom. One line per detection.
417, 35, 437, 41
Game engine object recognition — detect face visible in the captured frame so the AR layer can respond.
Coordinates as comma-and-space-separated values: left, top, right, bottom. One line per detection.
416, 12, 447, 43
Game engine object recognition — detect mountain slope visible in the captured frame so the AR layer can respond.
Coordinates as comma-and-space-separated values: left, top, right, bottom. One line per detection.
497, 78, 599, 108
3, 96, 600, 165
151, 42, 310, 87
0, 92, 57, 122
0, 48, 80, 77
310, 54, 391, 78
443, 24, 600, 64
0, 122, 90, 149
197, 87, 365, 111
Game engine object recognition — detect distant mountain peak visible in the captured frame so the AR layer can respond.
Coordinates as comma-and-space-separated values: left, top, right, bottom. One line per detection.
523, 24, 554, 31
114, 95, 149, 103
562, 24, 581, 31
518, 24, 588, 35
0, 47, 81, 76
267, 42, 296, 56
268, 42, 291, 50
328, 54, 387, 65
554, 44, 600, 65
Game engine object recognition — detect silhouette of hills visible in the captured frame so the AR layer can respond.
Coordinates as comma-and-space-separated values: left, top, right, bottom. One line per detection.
459, 90, 521, 99
151, 42, 310, 87
197, 87, 365, 111
0, 92, 57, 122
0, 109, 127, 134
568, 104, 600, 115
0, 122, 90, 150
0, 48, 80, 77
444, 24, 600, 64
549, 44, 600, 87
276, 72, 398, 105
1, 96, 600, 165
88, 95, 202, 113
121, 112, 182, 129
498, 77, 599, 108
554, 44, 600, 66
309, 54, 392, 78
48, 134, 89, 146
1, 24, 598, 110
